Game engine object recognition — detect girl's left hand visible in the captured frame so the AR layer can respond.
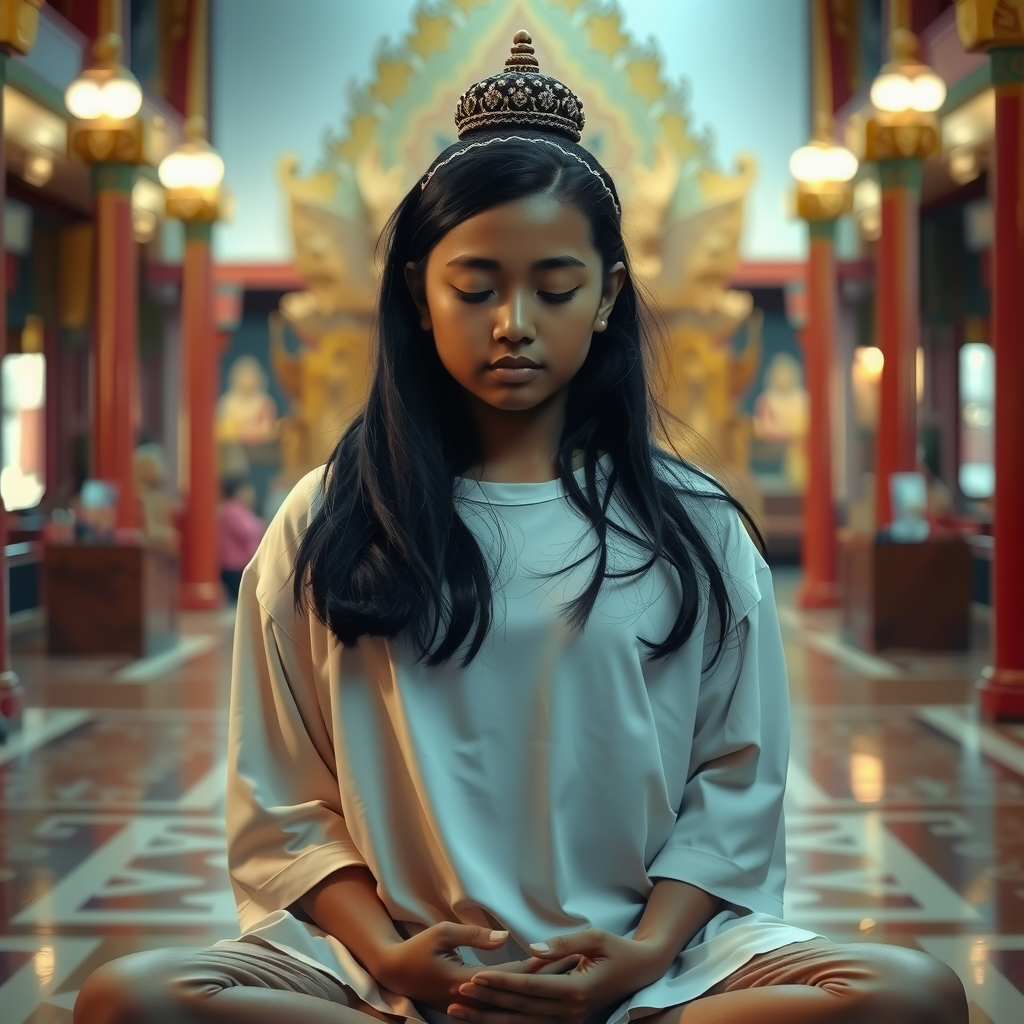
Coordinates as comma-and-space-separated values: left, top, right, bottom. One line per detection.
448, 928, 671, 1024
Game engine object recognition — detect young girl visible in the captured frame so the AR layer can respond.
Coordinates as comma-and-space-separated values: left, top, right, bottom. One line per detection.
76, 31, 966, 1024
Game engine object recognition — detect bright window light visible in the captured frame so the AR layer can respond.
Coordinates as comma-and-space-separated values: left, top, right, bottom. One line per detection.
1, 352, 46, 511
959, 342, 994, 499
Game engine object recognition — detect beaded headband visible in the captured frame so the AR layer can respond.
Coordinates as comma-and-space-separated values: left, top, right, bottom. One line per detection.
420, 135, 621, 218
419, 31, 620, 218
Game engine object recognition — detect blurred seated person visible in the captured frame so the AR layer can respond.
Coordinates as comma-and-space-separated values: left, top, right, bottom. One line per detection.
219, 477, 266, 600
73, 480, 118, 544
134, 443, 180, 553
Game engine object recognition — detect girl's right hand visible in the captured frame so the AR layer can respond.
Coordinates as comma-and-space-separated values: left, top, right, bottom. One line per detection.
375, 923, 578, 1014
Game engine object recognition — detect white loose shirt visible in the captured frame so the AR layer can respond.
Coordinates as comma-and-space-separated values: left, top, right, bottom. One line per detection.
224, 453, 819, 1023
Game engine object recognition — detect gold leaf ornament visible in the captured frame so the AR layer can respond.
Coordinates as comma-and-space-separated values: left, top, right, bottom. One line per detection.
895, 125, 919, 156
87, 130, 115, 160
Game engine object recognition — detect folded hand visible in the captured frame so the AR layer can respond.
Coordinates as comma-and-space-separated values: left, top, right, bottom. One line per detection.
375, 922, 579, 1016
449, 928, 671, 1024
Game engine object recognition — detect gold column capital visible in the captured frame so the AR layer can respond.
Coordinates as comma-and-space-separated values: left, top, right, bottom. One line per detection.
955, 0, 1024, 50
794, 183, 854, 221
0, 0, 41, 55
165, 188, 221, 223
68, 117, 150, 165
864, 116, 940, 161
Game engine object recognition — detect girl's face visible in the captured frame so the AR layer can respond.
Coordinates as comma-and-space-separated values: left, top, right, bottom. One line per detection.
407, 193, 625, 415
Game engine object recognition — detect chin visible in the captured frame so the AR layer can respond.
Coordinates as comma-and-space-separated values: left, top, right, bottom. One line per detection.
483, 393, 545, 411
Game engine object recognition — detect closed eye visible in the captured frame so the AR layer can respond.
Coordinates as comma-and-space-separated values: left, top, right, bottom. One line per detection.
453, 287, 581, 304
453, 288, 493, 303
539, 288, 580, 304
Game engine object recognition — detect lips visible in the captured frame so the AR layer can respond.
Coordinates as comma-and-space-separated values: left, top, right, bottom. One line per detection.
489, 356, 540, 369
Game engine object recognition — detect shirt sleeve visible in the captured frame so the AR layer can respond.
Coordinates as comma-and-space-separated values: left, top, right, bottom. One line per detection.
646, 506, 790, 918
225, 473, 367, 932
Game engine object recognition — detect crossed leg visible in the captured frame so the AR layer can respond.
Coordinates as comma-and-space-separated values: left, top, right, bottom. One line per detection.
74, 937, 969, 1024
73, 941, 396, 1024
652, 939, 968, 1024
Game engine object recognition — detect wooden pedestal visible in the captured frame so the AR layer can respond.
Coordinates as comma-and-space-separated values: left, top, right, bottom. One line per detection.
44, 544, 179, 658
839, 531, 972, 652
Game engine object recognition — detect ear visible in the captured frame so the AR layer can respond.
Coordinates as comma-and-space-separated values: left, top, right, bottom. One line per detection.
592, 261, 627, 333
404, 260, 433, 331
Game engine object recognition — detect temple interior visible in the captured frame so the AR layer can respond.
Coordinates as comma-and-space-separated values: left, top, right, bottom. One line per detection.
1, 0, 1024, 1021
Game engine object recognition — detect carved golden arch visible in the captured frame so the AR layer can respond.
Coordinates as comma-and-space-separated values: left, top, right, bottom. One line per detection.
275, 0, 762, 493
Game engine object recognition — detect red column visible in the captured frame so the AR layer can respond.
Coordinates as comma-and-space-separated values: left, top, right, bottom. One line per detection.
179, 221, 221, 610
874, 159, 921, 528
91, 163, 139, 529
979, 48, 1024, 717
0, 54, 24, 726
798, 218, 839, 608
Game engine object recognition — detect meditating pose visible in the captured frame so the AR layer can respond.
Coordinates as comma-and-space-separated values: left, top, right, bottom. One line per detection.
75, 31, 967, 1024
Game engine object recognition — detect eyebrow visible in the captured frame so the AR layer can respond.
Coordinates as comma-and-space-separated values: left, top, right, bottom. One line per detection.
445, 255, 587, 271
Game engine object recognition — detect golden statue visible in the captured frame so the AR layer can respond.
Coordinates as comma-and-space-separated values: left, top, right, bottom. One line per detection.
133, 444, 180, 554
216, 355, 279, 447
753, 352, 810, 491
268, 309, 370, 494
646, 173, 763, 511
276, 0, 762, 508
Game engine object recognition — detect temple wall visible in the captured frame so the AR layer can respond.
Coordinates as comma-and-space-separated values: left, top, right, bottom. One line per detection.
210, 0, 809, 264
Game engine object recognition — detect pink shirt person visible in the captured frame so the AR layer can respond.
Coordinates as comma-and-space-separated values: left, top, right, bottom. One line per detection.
219, 482, 266, 572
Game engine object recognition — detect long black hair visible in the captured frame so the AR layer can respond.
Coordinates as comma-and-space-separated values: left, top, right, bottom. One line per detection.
292, 133, 760, 670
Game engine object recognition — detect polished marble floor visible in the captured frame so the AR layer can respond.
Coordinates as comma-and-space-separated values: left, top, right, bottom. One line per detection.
1, 570, 1022, 1023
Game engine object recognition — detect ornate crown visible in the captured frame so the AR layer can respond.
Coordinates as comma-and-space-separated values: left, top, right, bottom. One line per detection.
454, 31, 585, 142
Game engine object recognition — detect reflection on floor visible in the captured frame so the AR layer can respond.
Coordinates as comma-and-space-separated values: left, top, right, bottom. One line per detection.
1, 570, 1021, 1023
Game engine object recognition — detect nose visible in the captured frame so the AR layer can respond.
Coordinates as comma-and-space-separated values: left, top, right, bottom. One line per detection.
493, 287, 536, 344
